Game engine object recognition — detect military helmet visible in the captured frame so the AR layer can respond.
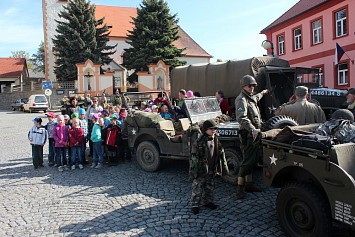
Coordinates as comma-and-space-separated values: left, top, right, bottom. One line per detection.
240, 75, 257, 87
331, 109, 354, 122
203, 119, 217, 131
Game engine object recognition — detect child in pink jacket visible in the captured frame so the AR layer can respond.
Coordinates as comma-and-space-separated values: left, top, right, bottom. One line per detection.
53, 115, 69, 172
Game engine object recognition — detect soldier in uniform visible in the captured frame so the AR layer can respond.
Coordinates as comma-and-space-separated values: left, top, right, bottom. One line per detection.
111, 90, 122, 107
275, 86, 326, 125
189, 119, 229, 214
342, 88, 355, 117
235, 75, 268, 199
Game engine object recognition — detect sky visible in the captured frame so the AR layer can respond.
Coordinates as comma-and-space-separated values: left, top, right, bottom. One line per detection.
0, 0, 299, 62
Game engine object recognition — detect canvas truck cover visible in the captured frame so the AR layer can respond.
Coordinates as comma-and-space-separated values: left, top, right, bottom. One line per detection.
171, 56, 290, 98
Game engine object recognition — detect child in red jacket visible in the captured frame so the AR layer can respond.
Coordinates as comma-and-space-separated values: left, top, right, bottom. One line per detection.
69, 117, 84, 170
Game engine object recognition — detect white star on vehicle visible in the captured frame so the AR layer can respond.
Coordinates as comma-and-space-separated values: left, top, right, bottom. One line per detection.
132, 128, 136, 135
269, 153, 278, 165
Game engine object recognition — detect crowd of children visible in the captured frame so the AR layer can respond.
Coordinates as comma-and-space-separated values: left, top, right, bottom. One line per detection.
28, 107, 130, 171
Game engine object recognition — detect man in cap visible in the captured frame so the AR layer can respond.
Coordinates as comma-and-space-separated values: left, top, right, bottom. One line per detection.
275, 86, 326, 125
342, 88, 355, 117
235, 75, 268, 199
189, 119, 229, 214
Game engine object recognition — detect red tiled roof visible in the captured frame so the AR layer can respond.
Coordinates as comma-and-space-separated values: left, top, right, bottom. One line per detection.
0, 58, 26, 77
260, 0, 330, 33
95, 5, 212, 58
174, 26, 212, 57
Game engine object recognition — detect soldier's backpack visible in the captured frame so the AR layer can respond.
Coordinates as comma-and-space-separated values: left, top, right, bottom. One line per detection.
106, 127, 119, 146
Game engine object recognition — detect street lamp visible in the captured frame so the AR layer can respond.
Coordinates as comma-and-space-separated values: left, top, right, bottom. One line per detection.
262, 40, 274, 57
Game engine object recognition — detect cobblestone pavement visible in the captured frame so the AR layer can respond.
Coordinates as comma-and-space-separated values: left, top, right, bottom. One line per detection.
0, 110, 353, 237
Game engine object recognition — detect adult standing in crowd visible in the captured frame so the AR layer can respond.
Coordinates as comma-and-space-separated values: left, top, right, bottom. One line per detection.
275, 86, 326, 125
189, 119, 229, 214
85, 97, 103, 120
66, 96, 80, 118
342, 88, 355, 116
112, 90, 122, 107
175, 89, 187, 118
216, 90, 232, 117
84, 93, 92, 108
100, 93, 107, 109
235, 75, 268, 199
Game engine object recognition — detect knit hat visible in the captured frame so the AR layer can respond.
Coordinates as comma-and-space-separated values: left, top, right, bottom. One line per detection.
109, 114, 118, 120
295, 86, 308, 97
57, 115, 64, 120
63, 114, 70, 120
186, 90, 195, 98
120, 113, 127, 118
71, 113, 78, 118
78, 108, 85, 115
152, 105, 158, 110
45, 112, 56, 118
203, 119, 217, 132
93, 113, 100, 121
32, 117, 42, 123
101, 110, 109, 116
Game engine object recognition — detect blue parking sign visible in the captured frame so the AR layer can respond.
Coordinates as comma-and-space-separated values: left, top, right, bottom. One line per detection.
42, 81, 52, 90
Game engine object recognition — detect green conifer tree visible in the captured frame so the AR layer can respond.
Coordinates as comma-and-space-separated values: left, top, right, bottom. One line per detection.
53, 0, 116, 81
123, 0, 186, 83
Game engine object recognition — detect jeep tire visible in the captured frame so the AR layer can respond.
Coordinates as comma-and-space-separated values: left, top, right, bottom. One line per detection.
136, 141, 161, 172
262, 115, 298, 132
276, 182, 331, 237
222, 147, 243, 185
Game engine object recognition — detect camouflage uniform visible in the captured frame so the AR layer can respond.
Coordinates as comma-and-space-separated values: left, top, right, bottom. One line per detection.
189, 134, 229, 208
112, 95, 122, 107
235, 89, 265, 178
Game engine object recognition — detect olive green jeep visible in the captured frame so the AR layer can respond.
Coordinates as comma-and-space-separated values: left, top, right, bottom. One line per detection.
261, 124, 355, 236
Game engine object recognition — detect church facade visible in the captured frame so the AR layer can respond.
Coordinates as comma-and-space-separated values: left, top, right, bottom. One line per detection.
42, 0, 212, 94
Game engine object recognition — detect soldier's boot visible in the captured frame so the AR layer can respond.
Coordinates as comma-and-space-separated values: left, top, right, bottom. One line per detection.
192, 207, 199, 214
245, 175, 262, 192
203, 203, 218, 210
236, 177, 245, 199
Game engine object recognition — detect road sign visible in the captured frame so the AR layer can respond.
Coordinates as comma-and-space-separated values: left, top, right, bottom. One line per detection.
42, 81, 52, 90
45, 89, 52, 96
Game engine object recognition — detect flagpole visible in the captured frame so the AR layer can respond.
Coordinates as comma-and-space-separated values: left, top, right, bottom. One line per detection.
344, 52, 354, 64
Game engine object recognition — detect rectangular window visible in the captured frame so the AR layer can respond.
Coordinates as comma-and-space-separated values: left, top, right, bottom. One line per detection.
278, 35, 285, 55
294, 28, 302, 50
297, 75, 303, 83
338, 63, 348, 85
312, 19, 322, 44
335, 9, 347, 37
314, 68, 324, 86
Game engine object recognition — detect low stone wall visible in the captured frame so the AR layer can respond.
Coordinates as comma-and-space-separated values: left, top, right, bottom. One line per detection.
0, 89, 74, 110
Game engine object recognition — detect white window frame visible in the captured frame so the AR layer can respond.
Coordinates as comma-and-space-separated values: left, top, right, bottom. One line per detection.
312, 19, 322, 44
338, 63, 348, 85
297, 75, 303, 83
335, 9, 347, 37
278, 35, 285, 55
294, 28, 302, 50
314, 68, 324, 87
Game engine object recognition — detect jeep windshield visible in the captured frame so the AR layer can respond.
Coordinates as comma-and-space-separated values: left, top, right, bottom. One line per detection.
184, 96, 222, 124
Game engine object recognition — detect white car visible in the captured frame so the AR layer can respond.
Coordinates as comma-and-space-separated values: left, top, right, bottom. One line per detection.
23, 94, 49, 113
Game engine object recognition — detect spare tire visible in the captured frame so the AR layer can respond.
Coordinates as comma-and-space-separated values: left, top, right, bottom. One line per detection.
262, 115, 298, 132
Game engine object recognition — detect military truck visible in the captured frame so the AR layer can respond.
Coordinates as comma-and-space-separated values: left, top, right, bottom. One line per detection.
171, 56, 323, 119
122, 92, 298, 184
261, 124, 355, 236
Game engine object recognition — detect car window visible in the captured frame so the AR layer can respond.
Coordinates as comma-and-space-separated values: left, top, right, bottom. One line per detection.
35, 96, 47, 103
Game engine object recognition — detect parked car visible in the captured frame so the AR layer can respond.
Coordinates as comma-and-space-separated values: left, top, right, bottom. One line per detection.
23, 94, 49, 113
11, 98, 28, 111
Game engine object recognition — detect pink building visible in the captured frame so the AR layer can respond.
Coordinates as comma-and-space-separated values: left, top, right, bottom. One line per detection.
261, 0, 354, 89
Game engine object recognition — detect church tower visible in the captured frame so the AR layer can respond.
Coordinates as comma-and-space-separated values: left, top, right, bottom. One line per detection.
42, 0, 69, 82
